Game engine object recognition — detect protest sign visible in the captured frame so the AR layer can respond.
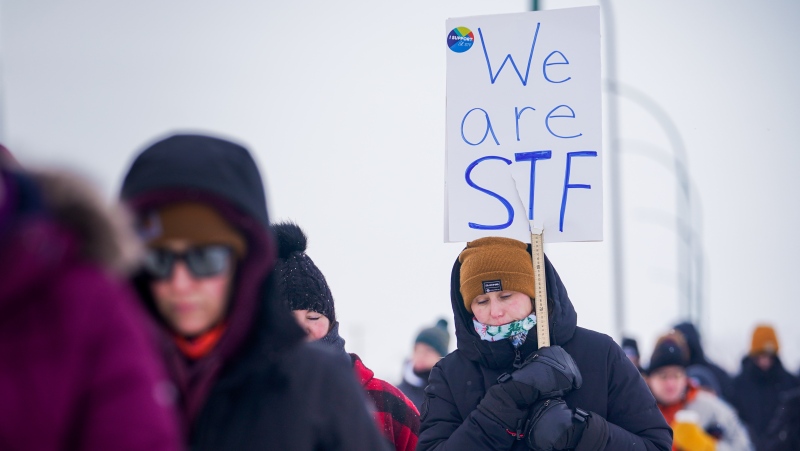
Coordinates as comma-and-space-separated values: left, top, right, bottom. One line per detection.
445, 6, 602, 243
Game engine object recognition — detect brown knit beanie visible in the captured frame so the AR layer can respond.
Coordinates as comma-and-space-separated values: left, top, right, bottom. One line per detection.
458, 237, 536, 313
750, 325, 779, 356
143, 202, 246, 258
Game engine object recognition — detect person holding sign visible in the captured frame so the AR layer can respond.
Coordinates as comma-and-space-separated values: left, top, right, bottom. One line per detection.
417, 237, 671, 451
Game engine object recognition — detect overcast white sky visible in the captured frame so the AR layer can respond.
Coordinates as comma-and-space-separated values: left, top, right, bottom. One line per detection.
3, 0, 799, 381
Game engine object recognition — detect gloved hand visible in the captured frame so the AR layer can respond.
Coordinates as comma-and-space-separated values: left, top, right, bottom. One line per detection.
673, 421, 716, 451
484, 346, 583, 416
505, 345, 583, 402
476, 383, 530, 433
525, 398, 587, 451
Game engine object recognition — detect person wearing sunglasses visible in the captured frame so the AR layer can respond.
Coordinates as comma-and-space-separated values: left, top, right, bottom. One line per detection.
121, 133, 390, 451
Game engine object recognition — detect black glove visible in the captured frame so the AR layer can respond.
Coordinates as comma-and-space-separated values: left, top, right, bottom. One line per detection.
525, 399, 610, 451
500, 345, 582, 404
525, 398, 588, 451
476, 383, 530, 433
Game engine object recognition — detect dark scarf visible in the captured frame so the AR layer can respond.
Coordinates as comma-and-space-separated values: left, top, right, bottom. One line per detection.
318, 321, 351, 366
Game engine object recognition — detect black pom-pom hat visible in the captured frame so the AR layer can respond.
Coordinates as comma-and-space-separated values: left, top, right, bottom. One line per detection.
272, 221, 336, 324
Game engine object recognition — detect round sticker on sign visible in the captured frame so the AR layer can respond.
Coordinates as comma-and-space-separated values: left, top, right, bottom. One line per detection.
447, 27, 474, 53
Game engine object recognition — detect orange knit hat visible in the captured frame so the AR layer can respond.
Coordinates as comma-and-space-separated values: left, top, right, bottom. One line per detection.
458, 237, 536, 313
750, 325, 779, 356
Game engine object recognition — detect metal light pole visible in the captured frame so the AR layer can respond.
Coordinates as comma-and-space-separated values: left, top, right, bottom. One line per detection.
535, 1, 702, 336
600, 0, 627, 340
621, 139, 706, 332
605, 81, 702, 332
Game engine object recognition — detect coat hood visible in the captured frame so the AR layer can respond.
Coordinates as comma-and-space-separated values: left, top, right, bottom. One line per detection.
351, 354, 375, 387
121, 133, 270, 227
35, 170, 142, 273
0, 168, 141, 317
674, 322, 706, 365
449, 246, 577, 369
120, 133, 305, 422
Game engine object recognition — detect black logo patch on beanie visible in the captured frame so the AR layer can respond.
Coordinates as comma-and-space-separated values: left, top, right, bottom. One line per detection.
482, 280, 502, 294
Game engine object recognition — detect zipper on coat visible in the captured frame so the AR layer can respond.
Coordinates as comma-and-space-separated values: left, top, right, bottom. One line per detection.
513, 348, 522, 369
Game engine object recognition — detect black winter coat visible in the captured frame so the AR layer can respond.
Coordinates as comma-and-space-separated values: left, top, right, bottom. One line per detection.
398, 360, 429, 411
761, 386, 800, 451
398, 378, 426, 412
418, 252, 672, 451
122, 134, 391, 451
732, 355, 800, 449
189, 273, 393, 451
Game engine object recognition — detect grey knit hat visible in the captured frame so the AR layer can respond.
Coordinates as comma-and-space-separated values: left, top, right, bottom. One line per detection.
416, 319, 450, 357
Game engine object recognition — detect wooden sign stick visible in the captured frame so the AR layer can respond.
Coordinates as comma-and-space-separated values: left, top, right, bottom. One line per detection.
530, 223, 550, 348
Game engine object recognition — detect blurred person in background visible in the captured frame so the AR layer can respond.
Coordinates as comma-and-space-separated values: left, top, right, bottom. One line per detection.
418, 237, 671, 451
621, 336, 644, 374
273, 221, 420, 451
398, 318, 451, 411
732, 324, 799, 450
646, 330, 752, 451
0, 153, 181, 450
120, 134, 390, 451
759, 386, 800, 451
674, 321, 735, 403
687, 365, 723, 398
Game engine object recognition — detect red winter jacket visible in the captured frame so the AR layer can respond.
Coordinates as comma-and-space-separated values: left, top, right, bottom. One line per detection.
351, 354, 420, 451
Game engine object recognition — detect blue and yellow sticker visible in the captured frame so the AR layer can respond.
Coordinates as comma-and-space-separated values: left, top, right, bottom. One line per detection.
447, 27, 474, 53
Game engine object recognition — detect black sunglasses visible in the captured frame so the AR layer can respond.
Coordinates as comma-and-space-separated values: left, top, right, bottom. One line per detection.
143, 245, 233, 279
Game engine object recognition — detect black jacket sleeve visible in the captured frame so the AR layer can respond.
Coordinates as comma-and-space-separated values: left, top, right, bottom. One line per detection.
319, 353, 393, 451
595, 343, 672, 451
417, 365, 520, 451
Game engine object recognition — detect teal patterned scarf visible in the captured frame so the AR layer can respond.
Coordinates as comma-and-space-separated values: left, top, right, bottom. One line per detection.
473, 313, 537, 348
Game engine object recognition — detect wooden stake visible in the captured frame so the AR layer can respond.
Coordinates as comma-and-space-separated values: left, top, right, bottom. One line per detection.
531, 225, 550, 348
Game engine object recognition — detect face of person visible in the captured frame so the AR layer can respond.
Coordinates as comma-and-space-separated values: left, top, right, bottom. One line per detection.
148, 240, 234, 337
470, 290, 534, 326
292, 309, 331, 341
412, 342, 443, 372
754, 353, 775, 371
647, 365, 688, 406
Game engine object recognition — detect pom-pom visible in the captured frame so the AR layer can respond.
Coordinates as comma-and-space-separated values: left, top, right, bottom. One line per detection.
272, 221, 308, 258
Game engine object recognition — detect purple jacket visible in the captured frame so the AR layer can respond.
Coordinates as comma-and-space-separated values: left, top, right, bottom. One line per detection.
0, 169, 182, 451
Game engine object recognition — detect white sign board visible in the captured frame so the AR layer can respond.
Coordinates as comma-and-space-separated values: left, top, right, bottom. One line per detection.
445, 7, 602, 243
